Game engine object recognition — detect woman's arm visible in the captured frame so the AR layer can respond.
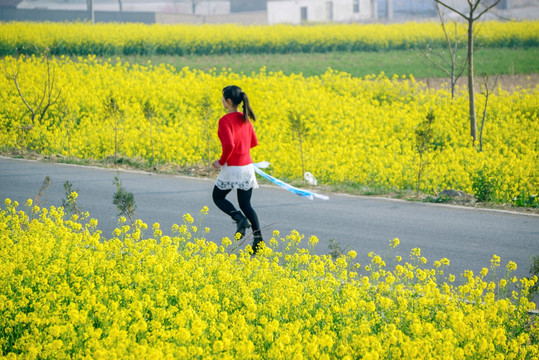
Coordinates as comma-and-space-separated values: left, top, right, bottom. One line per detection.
217, 117, 235, 165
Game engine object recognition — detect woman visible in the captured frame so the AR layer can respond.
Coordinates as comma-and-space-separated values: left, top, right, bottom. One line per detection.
212, 85, 264, 254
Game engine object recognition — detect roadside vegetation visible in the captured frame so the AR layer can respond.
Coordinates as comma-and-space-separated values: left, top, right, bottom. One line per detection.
1, 54, 536, 208
1, 200, 537, 358
0, 21, 537, 209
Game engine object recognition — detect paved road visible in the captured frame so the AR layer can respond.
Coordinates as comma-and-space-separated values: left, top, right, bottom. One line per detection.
1, 157, 538, 295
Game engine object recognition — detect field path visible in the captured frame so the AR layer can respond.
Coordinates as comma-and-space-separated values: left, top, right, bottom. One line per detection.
1, 156, 538, 303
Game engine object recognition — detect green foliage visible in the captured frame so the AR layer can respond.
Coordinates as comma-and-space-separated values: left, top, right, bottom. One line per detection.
424, 195, 452, 204
512, 192, 537, 208
415, 110, 436, 195
529, 255, 539, 299
328, 238, 349, 261
112, 173, 136, 225
61, 181, 83, 218
472, 168, 497, 203
415, 110, 436, 155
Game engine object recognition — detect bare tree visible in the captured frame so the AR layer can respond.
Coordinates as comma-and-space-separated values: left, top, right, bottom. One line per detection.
288, 109, 310, 182
478, 73, 499, 152
143, 100, 157, 168
33, 176, 51, 209
3, 51, 61, 151
432, 0, 502, 146
104, 95, 124, 163
424, 3, 467, 98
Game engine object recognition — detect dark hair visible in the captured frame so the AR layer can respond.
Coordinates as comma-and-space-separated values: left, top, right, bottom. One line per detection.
222, 85, 256, 122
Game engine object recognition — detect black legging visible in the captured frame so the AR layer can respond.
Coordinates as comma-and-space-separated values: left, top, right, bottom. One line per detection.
212, 186, 261, 235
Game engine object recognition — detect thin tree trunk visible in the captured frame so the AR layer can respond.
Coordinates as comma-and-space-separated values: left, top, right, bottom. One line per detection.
150, 117, 155, 167
417, 155, 423, 196
467, 17, 477, 144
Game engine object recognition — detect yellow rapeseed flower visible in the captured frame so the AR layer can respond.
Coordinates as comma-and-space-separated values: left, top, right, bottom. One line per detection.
506, 261, 517, 271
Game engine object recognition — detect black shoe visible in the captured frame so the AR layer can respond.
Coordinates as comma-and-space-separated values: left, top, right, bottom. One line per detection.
230, 211, 250, 237
252, 235, 264, 255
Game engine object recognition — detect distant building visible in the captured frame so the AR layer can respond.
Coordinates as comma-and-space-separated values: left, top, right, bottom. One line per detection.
266, 0, 529, 24
377, 0, 435, 19
231, 0, 266, 12
267, 0, 372, 24
2, 0, 533, 24
0, 0, 23, 7
12, 0, 231, 15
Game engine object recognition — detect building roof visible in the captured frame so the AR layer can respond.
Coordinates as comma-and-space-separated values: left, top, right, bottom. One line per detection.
0, 0, 23, 7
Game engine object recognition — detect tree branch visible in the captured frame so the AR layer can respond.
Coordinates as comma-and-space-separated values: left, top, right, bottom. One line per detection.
423, 51, 453, 77
433, 0, 469, 19
474, 0, 503, 21
452, 23, 459, 54
470, 0, 481, 14
9, 63, 37, 122
436, 4, 453, 51
456, 59, 467, 79
36, 70, 49, 113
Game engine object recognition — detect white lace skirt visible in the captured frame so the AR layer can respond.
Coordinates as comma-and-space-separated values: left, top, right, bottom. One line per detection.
215, 163, 259, 191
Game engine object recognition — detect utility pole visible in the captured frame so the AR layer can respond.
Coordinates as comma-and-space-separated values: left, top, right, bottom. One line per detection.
371, 0, 378, 20
387, 0, 393, 20
87, 0, 94, 23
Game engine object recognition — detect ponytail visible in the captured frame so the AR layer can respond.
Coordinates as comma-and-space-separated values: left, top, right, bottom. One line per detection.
241, 91, 256, 123
223, 85, 256, 122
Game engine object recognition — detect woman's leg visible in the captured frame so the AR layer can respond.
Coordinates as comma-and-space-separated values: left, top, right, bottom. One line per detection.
237, 188, 264, 254
213, 185, 250, 236
237, 188, 261, 235
212, 186, 235, 215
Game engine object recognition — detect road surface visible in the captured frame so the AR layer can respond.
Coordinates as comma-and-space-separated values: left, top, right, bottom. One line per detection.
1, 156, 538, 301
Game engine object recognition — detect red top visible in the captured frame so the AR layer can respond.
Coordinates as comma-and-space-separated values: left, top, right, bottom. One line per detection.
217, 112, 258, 166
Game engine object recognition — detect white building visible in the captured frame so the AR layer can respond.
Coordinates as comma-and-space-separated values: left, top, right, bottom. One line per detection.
267, 0, 372, 24
15, 0, 231, 15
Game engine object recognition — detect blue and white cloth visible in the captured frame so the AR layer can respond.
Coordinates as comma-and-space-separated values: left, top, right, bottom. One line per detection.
253, 162, 329, 201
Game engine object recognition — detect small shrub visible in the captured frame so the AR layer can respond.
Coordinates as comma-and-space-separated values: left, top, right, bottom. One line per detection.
61, 181, 83, 218
112, 172, 136, 225
472, 168, 497, 203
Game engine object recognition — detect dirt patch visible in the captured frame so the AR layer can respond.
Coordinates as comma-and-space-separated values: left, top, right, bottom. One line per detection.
416, 73, 539, 92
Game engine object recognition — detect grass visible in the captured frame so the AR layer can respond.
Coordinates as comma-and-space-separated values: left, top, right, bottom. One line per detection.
117, 47, 539, 78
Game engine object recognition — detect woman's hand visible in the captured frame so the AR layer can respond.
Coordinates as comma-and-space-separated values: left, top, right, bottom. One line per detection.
212, 160, 222, 169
